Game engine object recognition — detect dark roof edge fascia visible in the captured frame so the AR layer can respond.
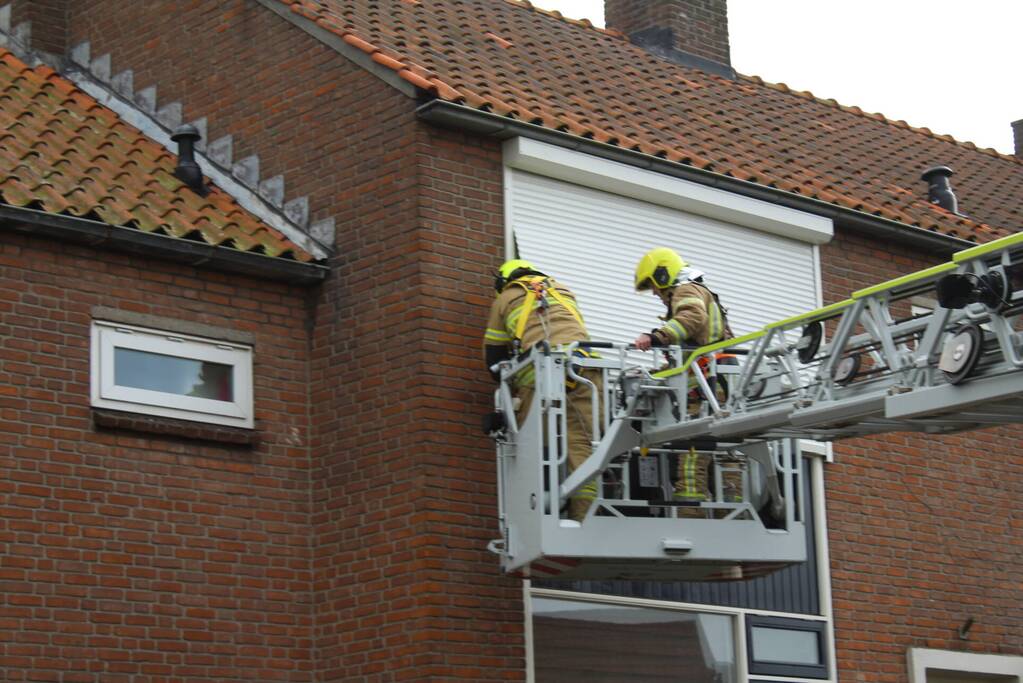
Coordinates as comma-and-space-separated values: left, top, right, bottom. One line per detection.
416, 99, 976, 255
0, 204, 329, 286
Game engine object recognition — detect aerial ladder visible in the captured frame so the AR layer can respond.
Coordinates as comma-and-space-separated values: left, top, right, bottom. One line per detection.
486, 231, 1023, 581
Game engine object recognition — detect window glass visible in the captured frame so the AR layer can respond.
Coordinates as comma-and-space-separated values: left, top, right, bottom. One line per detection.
91, 320, 253, 428
532, 597, 736, 683
114, 349, 234, 401
746, 615, 828, 678
750, 626, 821, 664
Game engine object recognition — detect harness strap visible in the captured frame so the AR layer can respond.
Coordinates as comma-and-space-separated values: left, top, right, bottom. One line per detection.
510, 276, 585, 341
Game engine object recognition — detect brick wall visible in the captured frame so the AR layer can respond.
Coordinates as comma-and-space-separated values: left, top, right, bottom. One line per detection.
604, 0, 731, 66
820, 228, 1023, 679
52, 1, 526, 680
8, 1, 1020, 681
8, 0, 69, 55
0, 234, 315, 681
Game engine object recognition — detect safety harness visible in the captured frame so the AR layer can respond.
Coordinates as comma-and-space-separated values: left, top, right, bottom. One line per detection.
502, 276, 593, 389
510, 276, 585, 344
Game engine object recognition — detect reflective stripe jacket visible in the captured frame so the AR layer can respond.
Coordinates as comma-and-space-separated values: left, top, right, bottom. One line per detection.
484, 276, 589, 366
651, 281, 729, 347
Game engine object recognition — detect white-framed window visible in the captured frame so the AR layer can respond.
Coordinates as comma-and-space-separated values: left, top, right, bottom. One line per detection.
526, 588, 837, 683
90, 320, 254, 429
746, 614, 828, 678
908, 648, 1023, 682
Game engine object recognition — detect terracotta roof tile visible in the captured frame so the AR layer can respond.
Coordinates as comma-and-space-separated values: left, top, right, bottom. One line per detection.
279, 0, 1019, 243
0, 49, 316, 263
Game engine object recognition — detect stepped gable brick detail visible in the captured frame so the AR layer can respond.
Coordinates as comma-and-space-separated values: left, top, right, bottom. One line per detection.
0, 48, 315, 263
8, 0, 68, 55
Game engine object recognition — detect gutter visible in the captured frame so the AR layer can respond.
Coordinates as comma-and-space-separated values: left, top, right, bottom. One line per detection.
416, 100, 975, 255
0, 204, 329, 286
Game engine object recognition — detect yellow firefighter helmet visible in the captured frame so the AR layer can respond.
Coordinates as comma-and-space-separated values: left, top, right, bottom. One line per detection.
495, 259, 542, 293
634, 247, 688, 291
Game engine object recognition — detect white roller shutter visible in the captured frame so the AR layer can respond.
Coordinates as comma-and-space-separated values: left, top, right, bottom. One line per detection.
508, 170, 821, 349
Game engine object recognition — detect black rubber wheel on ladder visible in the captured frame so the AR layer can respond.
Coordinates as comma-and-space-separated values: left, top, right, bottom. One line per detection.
833, 354, 861, 385
940, 324, 983, 385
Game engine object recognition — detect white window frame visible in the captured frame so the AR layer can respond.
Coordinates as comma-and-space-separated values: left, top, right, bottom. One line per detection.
90, 320, 254, 429
908, 648, 1023, 682
526, 587, 831, 683
525, 457, 838, 683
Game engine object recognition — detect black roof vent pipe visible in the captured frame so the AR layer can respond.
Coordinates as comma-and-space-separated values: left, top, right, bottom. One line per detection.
170, 124, 209, 197
921, 165, 958, 215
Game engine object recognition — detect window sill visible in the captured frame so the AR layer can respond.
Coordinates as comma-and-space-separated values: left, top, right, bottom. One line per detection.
92, 409, 257, 446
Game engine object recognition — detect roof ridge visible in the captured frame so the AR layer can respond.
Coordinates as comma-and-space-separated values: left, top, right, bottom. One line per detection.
499, 0, 625, 39
741, 73, 1023, 167
476, 9, 1019, 173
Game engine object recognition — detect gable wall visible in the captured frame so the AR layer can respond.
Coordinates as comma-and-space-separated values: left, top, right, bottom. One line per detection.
0, 233, 316, 681
48, 1, 526, 681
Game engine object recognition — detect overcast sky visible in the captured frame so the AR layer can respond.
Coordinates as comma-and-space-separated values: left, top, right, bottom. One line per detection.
530, 1, 1022, 156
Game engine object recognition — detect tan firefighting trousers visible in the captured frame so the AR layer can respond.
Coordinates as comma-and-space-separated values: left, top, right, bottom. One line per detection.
516, 369, 603, 522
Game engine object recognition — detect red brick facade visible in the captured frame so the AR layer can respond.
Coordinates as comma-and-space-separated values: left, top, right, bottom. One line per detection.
8, 0, 68, 55
1, 1, 1020, 682
0, 234, 315, 680
1, 1, 523, 681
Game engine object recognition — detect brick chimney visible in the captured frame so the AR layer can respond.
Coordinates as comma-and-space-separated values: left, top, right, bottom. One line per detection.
1013, 119, 1023, 159
605, 0, 733, 78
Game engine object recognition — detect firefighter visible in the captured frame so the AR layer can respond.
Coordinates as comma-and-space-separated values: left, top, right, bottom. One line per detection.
632, 247, 734, 509
484, 259, 602, 522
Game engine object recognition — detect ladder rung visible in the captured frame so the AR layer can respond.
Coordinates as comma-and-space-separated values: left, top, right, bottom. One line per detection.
647, 500, 703, 507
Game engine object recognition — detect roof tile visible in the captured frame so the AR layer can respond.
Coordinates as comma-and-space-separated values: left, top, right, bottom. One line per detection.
0, 49, 316, 263
278, 0, 1019, 243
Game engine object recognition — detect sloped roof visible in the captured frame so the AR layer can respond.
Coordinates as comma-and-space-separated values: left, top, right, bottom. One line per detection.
0, 49, 317, 263
276, 0, 1020, 243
